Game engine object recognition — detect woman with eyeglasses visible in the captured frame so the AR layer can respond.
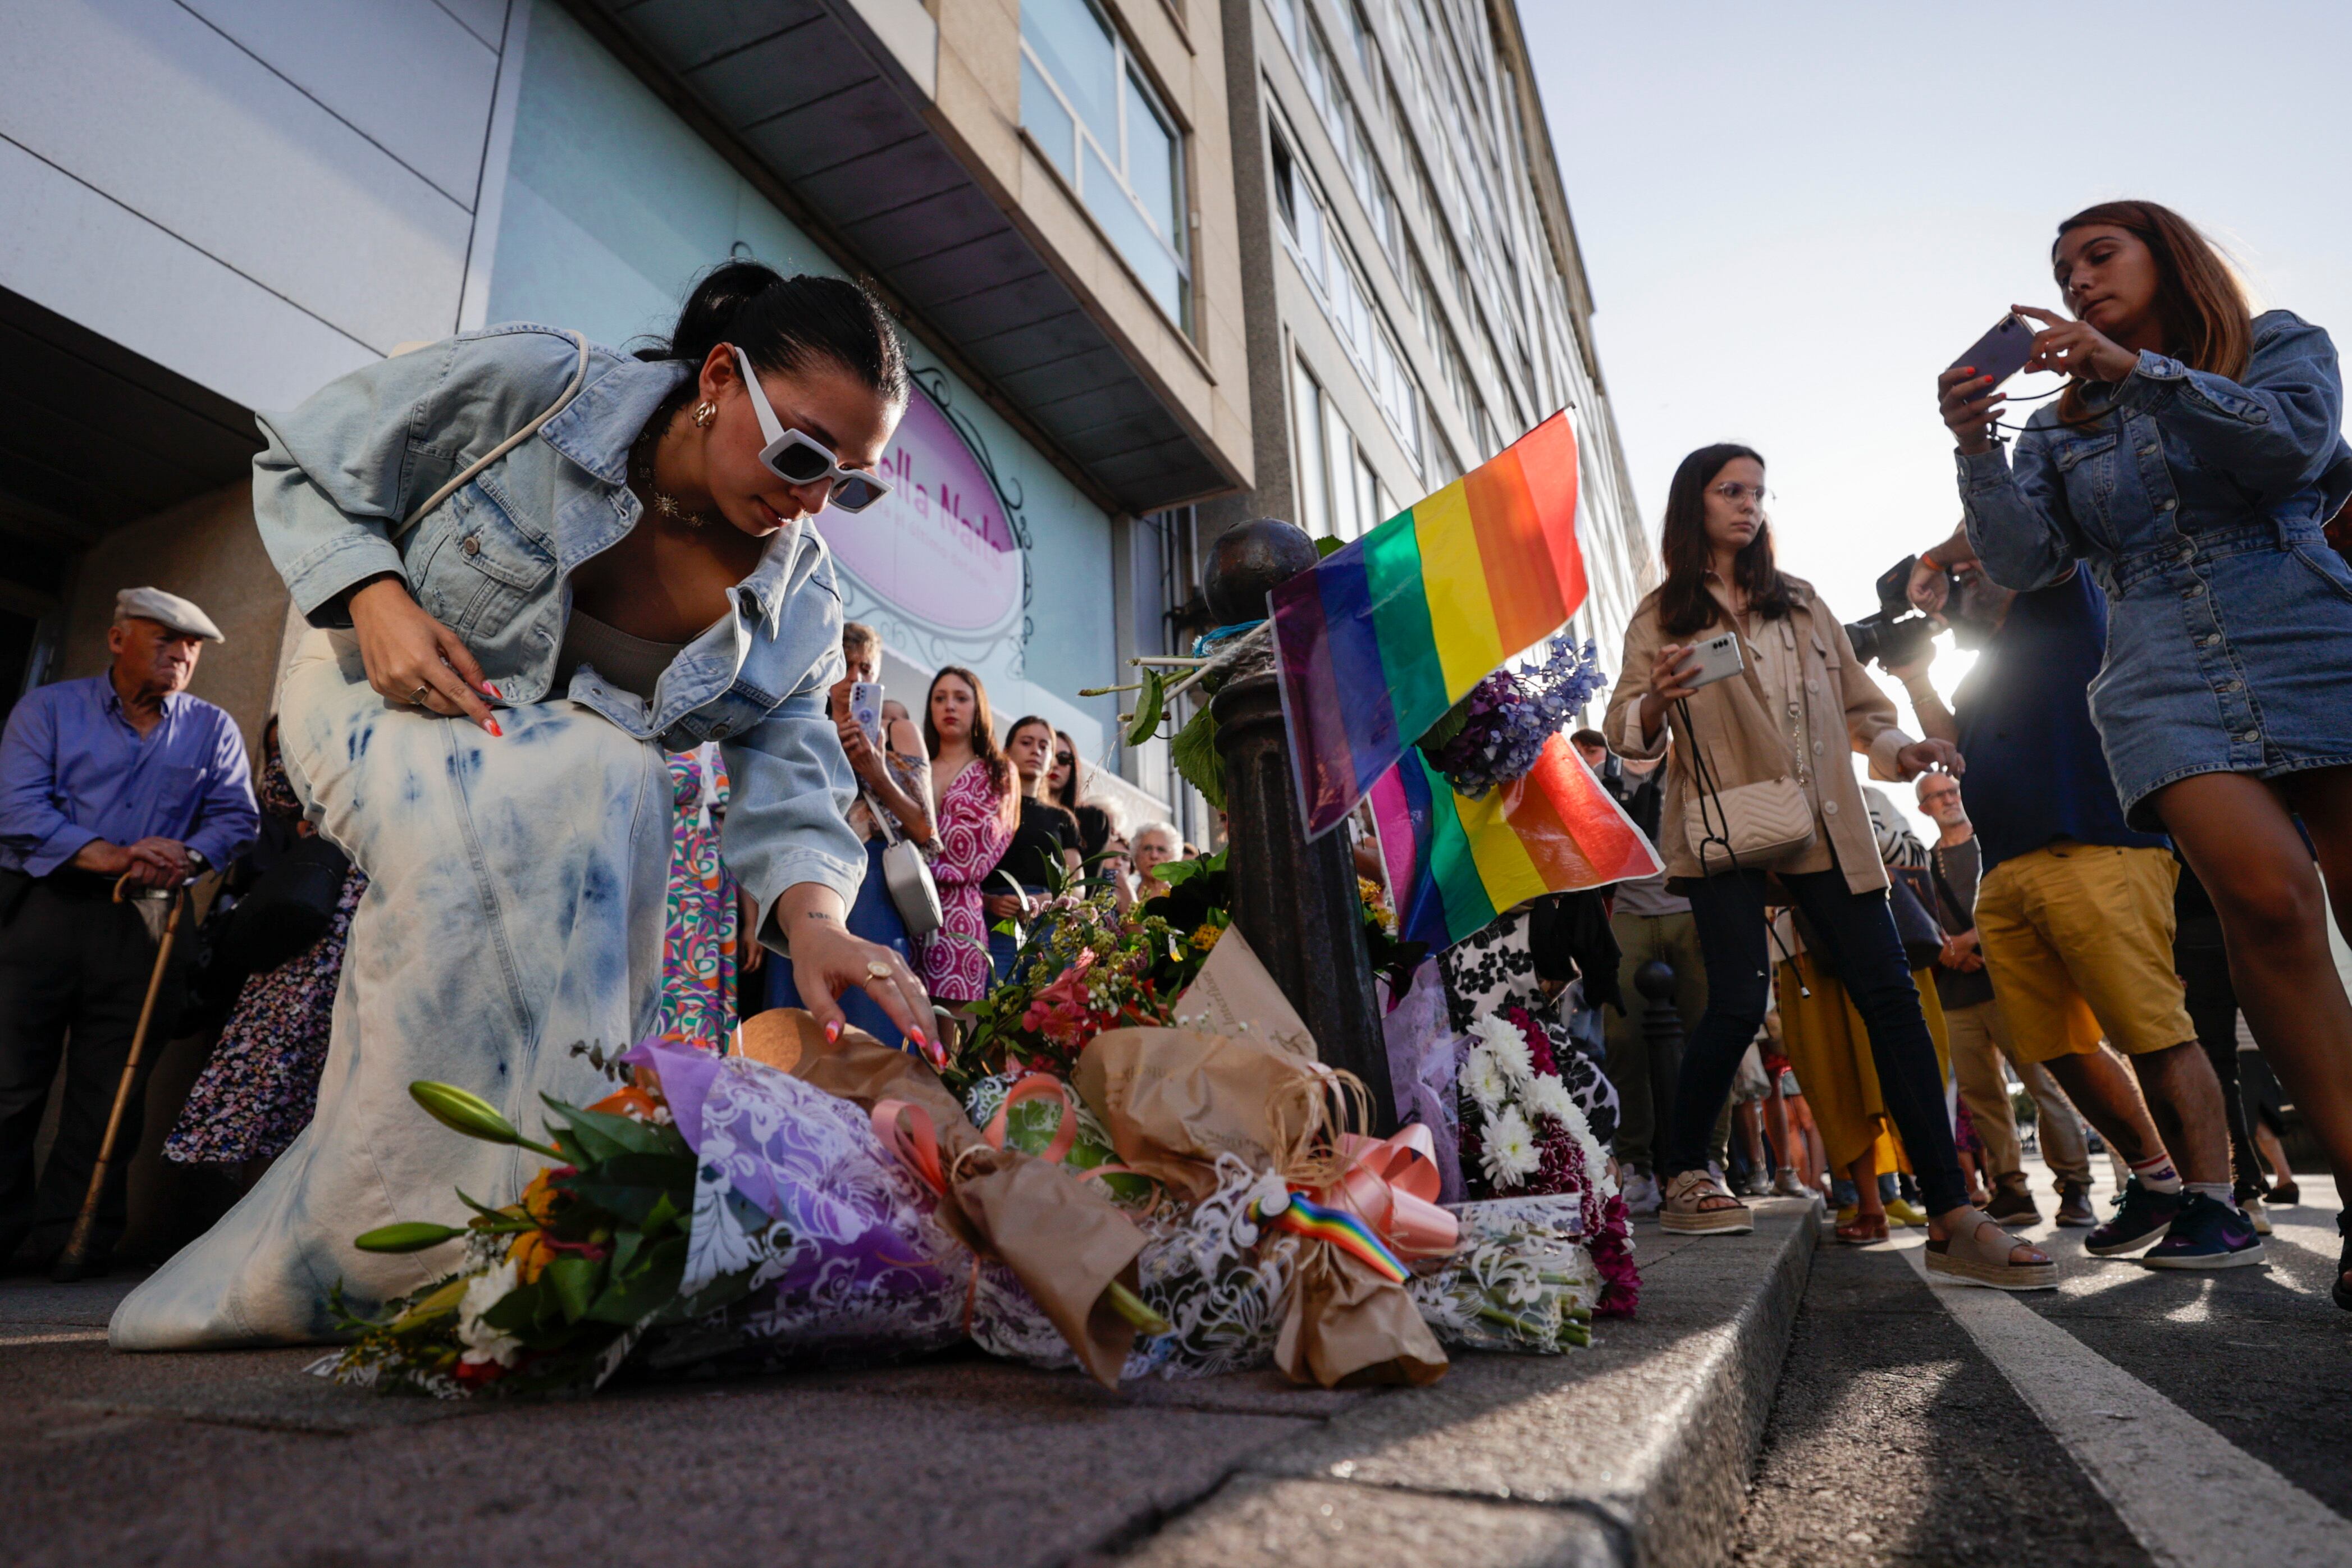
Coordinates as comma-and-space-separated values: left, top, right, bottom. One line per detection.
1601, 444, 2051, 1289
114, 262, 932, 1350
983, 716, 1084, 982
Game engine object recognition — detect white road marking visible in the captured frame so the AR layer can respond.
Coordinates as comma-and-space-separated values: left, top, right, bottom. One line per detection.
0, 1328, 110, 1347
1894, 1237, 2348, 1567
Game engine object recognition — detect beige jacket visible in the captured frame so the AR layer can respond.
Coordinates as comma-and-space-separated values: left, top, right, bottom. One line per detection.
1601, 574, 1912, 895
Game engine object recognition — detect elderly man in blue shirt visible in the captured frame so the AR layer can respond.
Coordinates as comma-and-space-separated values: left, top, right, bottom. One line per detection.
0, 587, 258, 1272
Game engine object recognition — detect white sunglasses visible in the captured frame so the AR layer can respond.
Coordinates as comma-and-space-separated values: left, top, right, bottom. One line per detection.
729, 345, 892, 513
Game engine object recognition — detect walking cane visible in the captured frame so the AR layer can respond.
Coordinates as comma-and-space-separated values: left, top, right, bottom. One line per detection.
50, 871, 193, 1283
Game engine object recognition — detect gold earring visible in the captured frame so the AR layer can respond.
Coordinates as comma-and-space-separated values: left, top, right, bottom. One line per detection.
691, 400, 717, 428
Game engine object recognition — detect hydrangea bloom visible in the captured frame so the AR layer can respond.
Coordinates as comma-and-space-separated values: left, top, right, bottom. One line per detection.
1423, 636, 1607, 798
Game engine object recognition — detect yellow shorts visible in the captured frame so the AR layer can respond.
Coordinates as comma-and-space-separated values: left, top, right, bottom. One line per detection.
1973, 841, 2194, 1064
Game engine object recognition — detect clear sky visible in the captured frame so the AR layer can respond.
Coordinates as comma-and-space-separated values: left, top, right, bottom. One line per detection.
1523, 1, 2352, 842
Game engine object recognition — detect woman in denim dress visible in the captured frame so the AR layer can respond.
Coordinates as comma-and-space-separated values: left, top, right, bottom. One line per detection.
1939, 200, 2352, 1309
115, 264, 937, 1348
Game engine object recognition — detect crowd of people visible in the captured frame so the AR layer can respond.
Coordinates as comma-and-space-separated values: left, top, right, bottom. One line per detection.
2, 198, 2347, 1338
1581, 198, 2352, 1310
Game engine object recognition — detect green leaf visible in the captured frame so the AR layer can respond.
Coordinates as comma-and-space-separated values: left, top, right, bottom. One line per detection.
586, 1235, 687, 1324
560, 1154, 694, 1228
641, 1189, 683, 1237
546, 1097, 676, 1160
353, 1221, 467, 1254
480, 1278, 548, 1333
609, 1226, 643, 1277
1125, 669, 1165, 747
544, 1254, 602, 1323
1314, 534, 1345, 558
1415, 697, 1472, 757
1168, 706, 1224, 810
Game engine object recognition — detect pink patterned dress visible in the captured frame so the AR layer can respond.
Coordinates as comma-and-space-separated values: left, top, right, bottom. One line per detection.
920, 758, 1013, 1002
657, 743, 739, 1050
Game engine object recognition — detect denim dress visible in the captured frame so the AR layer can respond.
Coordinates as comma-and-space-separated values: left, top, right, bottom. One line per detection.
113, 327, 867, 1350
1959, 310, 2352, 828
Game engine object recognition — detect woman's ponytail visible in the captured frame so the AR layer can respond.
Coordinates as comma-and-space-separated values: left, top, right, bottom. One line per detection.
640, 260, 908, 406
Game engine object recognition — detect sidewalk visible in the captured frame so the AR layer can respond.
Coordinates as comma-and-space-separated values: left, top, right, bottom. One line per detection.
1, 1201, 1815, 1568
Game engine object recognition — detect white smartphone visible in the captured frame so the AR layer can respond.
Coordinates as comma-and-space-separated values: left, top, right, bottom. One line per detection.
848, 680, 885, 743
1678, 631, 1745, 691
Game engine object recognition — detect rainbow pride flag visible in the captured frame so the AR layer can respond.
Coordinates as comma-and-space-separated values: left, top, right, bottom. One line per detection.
1370, 734, 1663, 951
1271, 412, 1586, 838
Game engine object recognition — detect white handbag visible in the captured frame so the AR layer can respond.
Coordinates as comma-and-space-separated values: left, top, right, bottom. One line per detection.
867, 788, 943, 939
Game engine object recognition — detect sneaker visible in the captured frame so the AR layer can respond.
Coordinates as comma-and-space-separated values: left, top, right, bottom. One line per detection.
2141, 1193, 2267, 1269
1985, 1184, 2042, 1225
1735, 1169, 1771, 1198
2243, 1196, 2273, 1236
1884, 1199, 1928, 1228
2085, 1178, 2185, 1256
2054, 1181, 2097, 1227
1773, 1169, 1819, 1201
1622, 1171, 1661, 1218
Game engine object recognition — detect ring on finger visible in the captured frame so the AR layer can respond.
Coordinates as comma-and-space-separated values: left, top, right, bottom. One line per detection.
865, 959, 894, 980
409, 683, 433, 706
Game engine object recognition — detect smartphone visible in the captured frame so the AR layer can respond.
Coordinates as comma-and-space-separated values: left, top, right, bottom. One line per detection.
1679, 630, 1745, 692
1949, 313, 2036, 390
848, 680, 885, 744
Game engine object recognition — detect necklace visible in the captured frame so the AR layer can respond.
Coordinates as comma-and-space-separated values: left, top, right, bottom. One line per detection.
631, 427, 715, 529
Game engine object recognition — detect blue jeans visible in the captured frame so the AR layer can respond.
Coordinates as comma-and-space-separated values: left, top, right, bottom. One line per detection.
764, 838, 911, 1050
1671, 867, 1965, 1215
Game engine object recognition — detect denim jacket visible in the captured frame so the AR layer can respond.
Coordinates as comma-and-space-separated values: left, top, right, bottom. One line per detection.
250, 323, 865, 935
1958, 309, 2352, 595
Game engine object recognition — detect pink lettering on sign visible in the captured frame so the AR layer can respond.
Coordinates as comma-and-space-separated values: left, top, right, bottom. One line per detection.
812, 385, 1023, 634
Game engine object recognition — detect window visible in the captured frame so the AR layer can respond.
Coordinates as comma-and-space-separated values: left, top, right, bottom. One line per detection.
1022, 0, 1191, 330
1271, 127, 1419, 468
1292, 358, 1387, 542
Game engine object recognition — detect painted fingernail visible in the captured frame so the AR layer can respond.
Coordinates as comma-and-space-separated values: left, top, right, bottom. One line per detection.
485, 720, 503, 738
909, 1027, 929, 1048
481, 680, 501, 698
825, 1020, 842, 1043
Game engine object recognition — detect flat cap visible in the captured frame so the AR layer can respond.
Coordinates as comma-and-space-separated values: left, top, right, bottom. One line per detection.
116, 587, 225, 643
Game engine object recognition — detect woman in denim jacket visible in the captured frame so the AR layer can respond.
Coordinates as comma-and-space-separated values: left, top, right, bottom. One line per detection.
115, 264, 934, 1348
1938, 200, 2352, 1309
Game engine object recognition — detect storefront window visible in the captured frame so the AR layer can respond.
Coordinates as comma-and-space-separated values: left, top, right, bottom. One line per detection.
1022, 0, 1192, 331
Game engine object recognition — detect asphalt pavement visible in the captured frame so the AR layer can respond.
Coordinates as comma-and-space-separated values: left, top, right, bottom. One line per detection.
1731, 1157, 2351, 1568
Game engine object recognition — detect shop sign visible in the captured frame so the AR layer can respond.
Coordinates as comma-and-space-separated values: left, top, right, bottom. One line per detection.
812, 382, 1025, 639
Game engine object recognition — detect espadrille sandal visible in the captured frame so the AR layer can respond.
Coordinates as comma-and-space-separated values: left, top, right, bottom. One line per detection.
1925, 1208, 2056, 1291
1660, 1170, 1754, 1235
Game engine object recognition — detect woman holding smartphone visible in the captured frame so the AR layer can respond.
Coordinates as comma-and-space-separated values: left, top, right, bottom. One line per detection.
1604, 444, 2050, 1288
1938, 200, 2352, 1310
113, 263, 934, 1350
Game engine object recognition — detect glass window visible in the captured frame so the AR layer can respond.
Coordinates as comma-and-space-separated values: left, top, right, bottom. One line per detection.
1293, 358, 1332, 539
1324, 395, 1357, 538
1022, 0, 1193, 330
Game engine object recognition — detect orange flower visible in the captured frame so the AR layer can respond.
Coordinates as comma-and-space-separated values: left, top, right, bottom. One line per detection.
506, 1227, 558, 1284
518, 1167, 568, 1227
590, 1082, 665, 1123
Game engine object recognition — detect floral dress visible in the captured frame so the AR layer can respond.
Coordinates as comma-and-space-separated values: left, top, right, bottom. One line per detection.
656, 742, 739, 1050
919, 758, 1012, 1002
166, 755, 367, 1165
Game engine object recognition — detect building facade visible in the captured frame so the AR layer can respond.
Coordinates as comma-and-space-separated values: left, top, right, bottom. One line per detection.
1, 0, 1264, 830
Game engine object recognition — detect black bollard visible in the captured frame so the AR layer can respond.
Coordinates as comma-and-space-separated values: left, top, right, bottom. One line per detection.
1203, 519, 1398, 1133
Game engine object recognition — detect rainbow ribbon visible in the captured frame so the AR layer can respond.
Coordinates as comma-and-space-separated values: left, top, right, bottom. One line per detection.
1264, 1191, 1410, 1285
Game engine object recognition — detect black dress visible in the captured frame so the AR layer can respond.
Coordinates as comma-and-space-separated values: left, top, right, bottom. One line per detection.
987, 797, 1079, 895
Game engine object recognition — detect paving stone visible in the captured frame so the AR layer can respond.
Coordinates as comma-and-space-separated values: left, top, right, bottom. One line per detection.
1110, 1475, 1616, 1568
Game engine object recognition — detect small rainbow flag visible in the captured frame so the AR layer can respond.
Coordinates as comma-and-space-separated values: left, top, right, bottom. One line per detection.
1371, 733, 1663, 951
1267, 1191, 1409, 1284
1271, 412, 1586, 838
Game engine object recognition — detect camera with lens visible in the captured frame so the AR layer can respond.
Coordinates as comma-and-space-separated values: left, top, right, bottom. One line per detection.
1844, 555, 1956, 670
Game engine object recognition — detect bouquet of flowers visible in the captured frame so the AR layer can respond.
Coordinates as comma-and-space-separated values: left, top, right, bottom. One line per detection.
1455, 1006, 1638, 1317
322, 1077, 768, 1396
1416, 636, 1607, 798
1410, 1194, 1597, 1352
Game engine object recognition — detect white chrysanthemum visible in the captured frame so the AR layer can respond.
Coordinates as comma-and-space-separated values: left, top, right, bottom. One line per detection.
1460, 1046, 1511, 1116
454, 1259, 523, 1368
1524, 1070, 1579, 1127
1466, 1012, 1534, 1084
1480, 1107, 1540, 1190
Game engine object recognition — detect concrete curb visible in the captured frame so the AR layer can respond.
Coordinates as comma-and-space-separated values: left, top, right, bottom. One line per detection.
1111, 1199, 1820, 1568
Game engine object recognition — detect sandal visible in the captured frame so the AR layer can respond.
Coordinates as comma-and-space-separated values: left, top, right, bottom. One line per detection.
1660, 1169, 1755, 1236
1925, 1208, 2057, 1292
1836, 1212, 1889, 1245
2269, 1180, 2301, 1206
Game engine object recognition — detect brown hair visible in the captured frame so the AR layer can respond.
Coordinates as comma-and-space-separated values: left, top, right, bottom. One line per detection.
2053, 201, 2251, 424
1049, 729, 1084, 813
1655, 443, 1791, 638
1003, 714, 1056, 800
841, 620, 879, 664
924, 665, 1013, 817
